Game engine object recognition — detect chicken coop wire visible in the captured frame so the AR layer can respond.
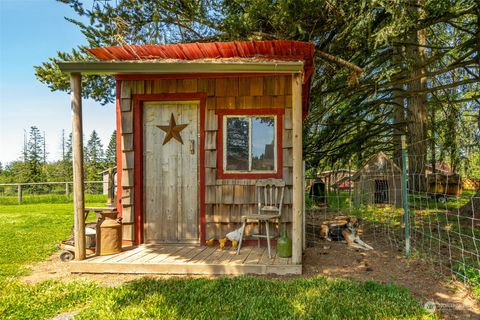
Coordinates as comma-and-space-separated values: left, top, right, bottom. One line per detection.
305, 137, 480, 290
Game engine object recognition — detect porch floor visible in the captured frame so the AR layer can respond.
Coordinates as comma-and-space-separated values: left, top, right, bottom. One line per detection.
69, 245, 302, 275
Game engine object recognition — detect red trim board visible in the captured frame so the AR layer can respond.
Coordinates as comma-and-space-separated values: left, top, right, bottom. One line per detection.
216, 108, 284, 180
132, 93, 207, 245
115, 80, 123, 216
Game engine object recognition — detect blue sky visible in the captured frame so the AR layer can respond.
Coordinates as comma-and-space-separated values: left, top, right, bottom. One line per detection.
0, 0, 115, 165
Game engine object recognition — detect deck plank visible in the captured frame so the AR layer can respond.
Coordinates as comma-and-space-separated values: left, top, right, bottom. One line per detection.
121, 247, 159, 263
93, 246, 145, 263
228, 246, 253, 265
174, 247, 207, 264
147, 245, 185, 263
129, 246, 165, 263
208, 248, 236, 264
133, 246, 168, 263
160, 246, 197, 264
216, 249, 238, 264
201, 247, 225, 264
258, 247, 276, 265
189, 247, 216, 263
243, 247, 265, 264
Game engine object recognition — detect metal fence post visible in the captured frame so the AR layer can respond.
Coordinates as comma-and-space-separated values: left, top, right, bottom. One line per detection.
401, 135, 410, 257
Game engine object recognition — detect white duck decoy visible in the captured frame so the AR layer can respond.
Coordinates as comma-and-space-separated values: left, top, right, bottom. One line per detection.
226, 228, 242, 242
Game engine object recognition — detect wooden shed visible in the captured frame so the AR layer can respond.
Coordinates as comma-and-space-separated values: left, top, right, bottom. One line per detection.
352, 152, 402, 207
59, 40, 314, 275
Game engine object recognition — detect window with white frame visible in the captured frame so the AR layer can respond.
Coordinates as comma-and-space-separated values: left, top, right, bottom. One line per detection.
223, 115, 277, 172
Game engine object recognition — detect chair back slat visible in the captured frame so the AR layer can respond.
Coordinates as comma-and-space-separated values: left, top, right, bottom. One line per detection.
255, 179, 285, 217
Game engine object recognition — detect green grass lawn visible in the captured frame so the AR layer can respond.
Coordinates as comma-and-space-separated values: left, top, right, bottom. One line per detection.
0, 197, 436, 319
1, 277, 434, 320
0, 196, 105, 277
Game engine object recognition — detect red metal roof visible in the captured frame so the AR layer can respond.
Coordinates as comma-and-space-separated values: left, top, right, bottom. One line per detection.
88, 40, 315, 116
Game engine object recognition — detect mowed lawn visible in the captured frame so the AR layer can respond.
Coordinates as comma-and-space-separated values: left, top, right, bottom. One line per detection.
0, 197, 435, 320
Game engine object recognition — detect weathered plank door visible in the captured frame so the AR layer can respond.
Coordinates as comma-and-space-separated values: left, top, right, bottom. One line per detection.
143, 101, 199, 243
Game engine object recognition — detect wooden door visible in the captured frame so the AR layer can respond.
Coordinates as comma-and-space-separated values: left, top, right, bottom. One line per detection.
143, 102, 199, 243
374, 179, 389, 204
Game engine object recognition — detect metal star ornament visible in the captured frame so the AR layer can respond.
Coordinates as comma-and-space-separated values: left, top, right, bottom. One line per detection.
157, 113, 188, 145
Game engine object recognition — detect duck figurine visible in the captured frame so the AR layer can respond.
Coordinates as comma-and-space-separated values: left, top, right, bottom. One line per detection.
219, 238, 227, 250
206, 238, 215, 247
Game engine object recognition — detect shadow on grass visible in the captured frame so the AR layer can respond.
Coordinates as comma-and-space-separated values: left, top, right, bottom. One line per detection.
74, 276, 431, 320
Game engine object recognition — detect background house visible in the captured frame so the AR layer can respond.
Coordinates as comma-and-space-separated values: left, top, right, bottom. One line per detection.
352, 152, 402, 207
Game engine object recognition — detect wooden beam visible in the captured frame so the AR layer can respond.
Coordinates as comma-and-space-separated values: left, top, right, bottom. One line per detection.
17, 184, 22, 204
302, 161, 306, 251
71, 73, 86, 261
291, 73, 303, 265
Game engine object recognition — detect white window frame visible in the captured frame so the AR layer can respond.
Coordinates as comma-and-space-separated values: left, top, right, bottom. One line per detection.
223, 115, 278, 173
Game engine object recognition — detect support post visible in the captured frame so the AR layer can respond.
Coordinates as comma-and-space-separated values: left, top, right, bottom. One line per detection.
17, 184, 22, 204
292, 73, 303, 264
302, 161, 306, 251
401, 135, 410, 257
65, 182, 70, 200
71, 73, 86, 261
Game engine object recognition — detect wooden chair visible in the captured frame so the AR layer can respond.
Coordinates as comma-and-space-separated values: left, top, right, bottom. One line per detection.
236, 179, 285, 258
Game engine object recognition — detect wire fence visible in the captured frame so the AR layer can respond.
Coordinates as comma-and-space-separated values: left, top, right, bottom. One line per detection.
305, 140, 480, 290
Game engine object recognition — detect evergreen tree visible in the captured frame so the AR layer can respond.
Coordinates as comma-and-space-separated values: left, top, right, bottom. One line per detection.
24, 126, 45, 183
59, 131, 73, 181
85, 130, 105, 182
65, 132, 73, 162
105, 130, 117, 167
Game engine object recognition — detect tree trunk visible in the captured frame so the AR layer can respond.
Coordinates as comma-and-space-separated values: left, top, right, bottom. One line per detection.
447, 30, 459, 174
406, 0, 428, 192
393, 44, 405, 170
429, 105, 436, 174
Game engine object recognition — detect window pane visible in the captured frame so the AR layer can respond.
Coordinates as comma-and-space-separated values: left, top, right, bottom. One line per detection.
251, 116, 275, 171
226, 117, 249, 171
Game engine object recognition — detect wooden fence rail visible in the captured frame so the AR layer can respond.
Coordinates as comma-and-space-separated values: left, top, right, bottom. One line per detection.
0, 181, 103, 204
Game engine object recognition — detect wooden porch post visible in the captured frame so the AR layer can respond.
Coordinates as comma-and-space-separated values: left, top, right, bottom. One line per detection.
291, 73, 303, 264
71, 73, 86, 261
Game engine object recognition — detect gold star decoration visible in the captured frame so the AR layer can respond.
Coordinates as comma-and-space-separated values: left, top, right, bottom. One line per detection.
157, 113, 188, 145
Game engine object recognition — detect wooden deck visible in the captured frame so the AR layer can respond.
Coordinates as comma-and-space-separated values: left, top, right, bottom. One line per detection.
69, 245, 302, 275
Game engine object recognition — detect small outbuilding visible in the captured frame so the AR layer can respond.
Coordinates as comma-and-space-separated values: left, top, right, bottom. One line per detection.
318, 169, 354, 191
352, 152, 402, 207
58, 40, 314, 274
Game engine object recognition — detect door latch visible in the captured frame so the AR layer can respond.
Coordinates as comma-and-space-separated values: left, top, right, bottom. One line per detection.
189, 140, 195, 154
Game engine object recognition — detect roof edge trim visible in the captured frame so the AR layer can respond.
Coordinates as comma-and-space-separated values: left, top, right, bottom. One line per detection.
57, 61, 304, 74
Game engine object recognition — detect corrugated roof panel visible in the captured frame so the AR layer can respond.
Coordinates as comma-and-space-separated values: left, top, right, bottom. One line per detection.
233, 41, 246, 57
87, 40, 315, 116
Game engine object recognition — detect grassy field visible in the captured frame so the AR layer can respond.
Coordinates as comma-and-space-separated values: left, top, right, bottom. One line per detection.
0, 196, 436, 319
0, 196, 104, 277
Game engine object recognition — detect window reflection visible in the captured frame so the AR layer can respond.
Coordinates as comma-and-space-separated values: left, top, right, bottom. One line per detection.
226, 117, 249, 170
252, 117, 275, 170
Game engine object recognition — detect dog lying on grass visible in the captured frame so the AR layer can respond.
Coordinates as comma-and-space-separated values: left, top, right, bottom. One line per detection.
319, 216, 373, 250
